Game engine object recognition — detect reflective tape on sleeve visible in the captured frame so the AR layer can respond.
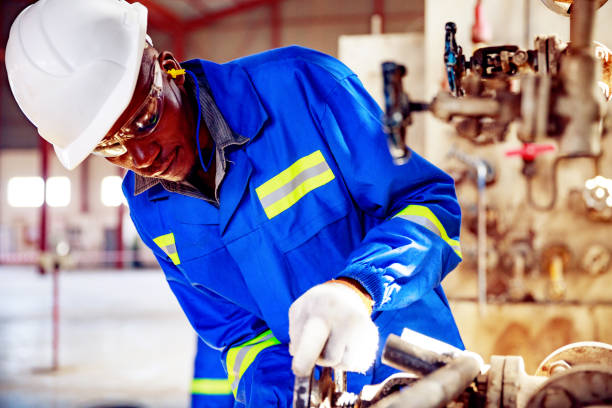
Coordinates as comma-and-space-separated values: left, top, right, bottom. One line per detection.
191, 378, 233, 395
393, 205, 462, 258
225, 330, 281, 396
153, 232, 180, 265
256, 150, 335, 219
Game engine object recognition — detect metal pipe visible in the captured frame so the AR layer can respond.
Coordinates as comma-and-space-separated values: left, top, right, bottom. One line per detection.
570, 0, 598, 52
382, 334, 451, 376
559, 0, 601, 156
476, 160, 487, 315
52, 258, 60, 370
373, 355, 481, 408
39, 138, 49, 275
523, 0, 531, 49
334, 369, 347, 394
293, 373, 312, 408
447, 148, 487, 314
430, 92, 500, 122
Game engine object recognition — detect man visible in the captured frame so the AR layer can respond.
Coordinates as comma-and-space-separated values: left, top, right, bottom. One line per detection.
5, 0, 464, 406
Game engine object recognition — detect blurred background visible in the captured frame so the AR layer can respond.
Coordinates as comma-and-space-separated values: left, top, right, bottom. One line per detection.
1, 0, 611, 407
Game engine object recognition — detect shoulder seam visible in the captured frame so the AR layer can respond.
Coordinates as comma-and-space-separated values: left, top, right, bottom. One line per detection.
318, 74, 359, 122
242, 54, 354, 83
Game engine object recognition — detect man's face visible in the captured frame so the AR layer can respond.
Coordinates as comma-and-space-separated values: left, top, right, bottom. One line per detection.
97, 47, 198, 182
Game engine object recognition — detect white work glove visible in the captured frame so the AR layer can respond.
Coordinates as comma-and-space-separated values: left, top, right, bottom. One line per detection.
288, 279, 379, 377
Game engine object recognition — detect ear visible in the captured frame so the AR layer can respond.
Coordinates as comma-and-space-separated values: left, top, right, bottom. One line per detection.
159, 51, 185, 86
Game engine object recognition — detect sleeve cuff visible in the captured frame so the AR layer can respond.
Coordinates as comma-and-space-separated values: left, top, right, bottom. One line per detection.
336, 264, 385, 311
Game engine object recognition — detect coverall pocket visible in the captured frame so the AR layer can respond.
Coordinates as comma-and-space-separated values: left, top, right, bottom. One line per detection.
172, 223, 226, 261
273, 200, 352, 253
281, 204, 362, 294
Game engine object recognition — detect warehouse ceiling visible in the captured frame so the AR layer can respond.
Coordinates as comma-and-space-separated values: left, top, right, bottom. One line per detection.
0, 0, 281, 149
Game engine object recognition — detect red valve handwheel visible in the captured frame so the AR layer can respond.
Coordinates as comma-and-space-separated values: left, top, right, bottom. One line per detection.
505, 143, 556, 161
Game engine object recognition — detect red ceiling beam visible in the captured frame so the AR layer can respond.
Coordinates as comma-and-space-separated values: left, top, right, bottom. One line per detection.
197, 11, 420, 30
270, 1, 281, 49
184, 0, 212, 16
185, 0, 281, 31
133, 0, 182, 31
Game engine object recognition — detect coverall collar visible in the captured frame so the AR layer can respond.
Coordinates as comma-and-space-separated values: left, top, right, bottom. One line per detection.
133, 58, 267, 204
181, 58, 269, 142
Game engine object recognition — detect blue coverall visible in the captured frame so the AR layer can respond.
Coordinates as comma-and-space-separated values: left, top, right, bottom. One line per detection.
192, 337, 235, 407
123, 46, 464, 407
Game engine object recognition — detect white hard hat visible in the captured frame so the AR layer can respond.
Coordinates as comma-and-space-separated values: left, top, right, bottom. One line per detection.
5, 0, 148, 169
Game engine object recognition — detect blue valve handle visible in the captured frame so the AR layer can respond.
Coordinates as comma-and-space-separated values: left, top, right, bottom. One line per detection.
381, 62, 409, 160
381, 62, 430, 162
444, 22, 463, 96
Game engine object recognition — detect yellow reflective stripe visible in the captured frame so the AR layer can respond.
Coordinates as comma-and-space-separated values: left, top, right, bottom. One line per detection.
256, 151, 326, 199
263, 170, 335, 219
153, 232, 180, 265
226, 330, 281, 397
256, 151, 335, 219
394, 205, 462, 258
191, 378, 232, 395
153, 232, 174, 247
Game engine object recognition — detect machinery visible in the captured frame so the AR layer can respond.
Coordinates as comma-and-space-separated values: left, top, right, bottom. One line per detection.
293, 329, 612, 408
298, 1, 612, 407
378, 0, 612, 310
382, 0, 612, 210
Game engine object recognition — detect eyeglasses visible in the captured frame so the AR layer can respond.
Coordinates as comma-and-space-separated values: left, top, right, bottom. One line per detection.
93, 60, 164, 158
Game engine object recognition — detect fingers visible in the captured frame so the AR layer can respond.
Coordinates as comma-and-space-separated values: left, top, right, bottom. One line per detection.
291, 317, 330, 377
338, 321, 378, 373
288, 298, 305, 356
317, 330, 346, 367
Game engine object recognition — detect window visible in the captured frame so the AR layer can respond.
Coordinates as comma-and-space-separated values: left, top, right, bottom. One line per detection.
101, 176, 126, 207
46, 177, 71, 207
7, 177, 44, 207
8, 176, 71, 208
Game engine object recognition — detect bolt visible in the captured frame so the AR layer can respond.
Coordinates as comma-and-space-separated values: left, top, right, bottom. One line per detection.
514, 50, 528, 65
549, 360, 572, 375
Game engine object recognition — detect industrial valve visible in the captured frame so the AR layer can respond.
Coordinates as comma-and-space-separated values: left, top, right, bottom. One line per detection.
381, 0, 612, 209
381, 62, 429, 163
292, 329, 612, 408
505, 143, 556, 178
505, 143, 556, 162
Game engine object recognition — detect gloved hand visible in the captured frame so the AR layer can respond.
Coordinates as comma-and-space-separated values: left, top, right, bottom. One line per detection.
288, 279, 379, 377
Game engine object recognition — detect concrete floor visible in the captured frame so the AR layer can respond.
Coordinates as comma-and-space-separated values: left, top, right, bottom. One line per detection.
0, 266, 195, 408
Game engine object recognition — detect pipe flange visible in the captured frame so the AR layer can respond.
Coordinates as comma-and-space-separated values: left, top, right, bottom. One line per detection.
526, 365, 612, 408
535, 341, 612, 376
540, 0, 609, 16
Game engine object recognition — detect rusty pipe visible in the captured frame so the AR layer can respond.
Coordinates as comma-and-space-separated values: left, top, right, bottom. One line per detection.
430, 92, 501, 121
382, 334, 453, 376
447, 147, 488, 314
570, 0, 598, 53
558, 0, 602, 156
373, 354, 481, 408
